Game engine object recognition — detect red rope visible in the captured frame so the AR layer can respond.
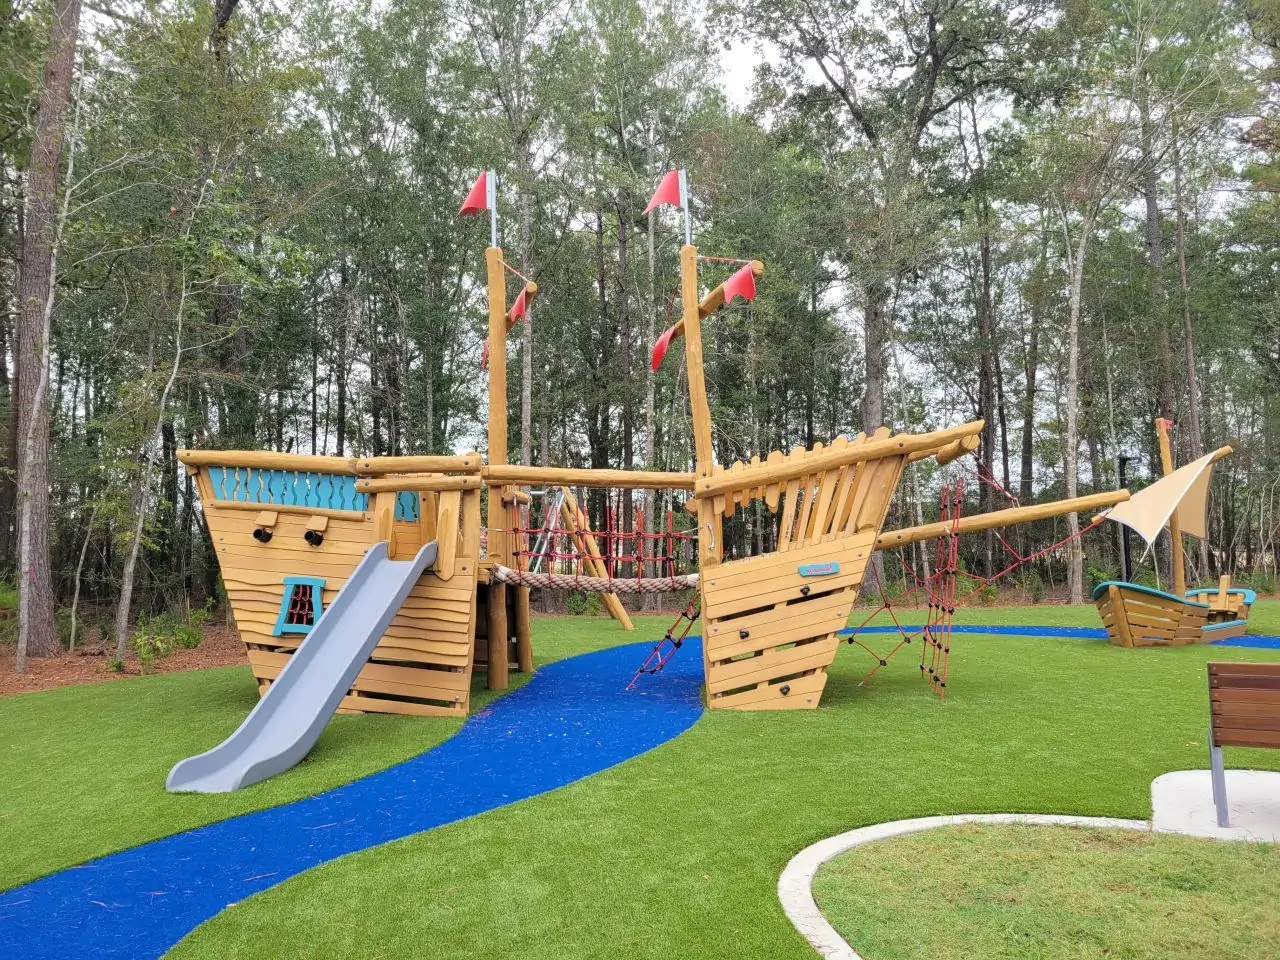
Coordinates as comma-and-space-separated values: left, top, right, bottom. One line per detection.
842, 473, 1105, 700
627, 595, 701, 689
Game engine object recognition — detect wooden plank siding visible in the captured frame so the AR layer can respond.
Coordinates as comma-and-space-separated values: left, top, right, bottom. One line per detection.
699, 433, 909, 711
202, 473, 481, 717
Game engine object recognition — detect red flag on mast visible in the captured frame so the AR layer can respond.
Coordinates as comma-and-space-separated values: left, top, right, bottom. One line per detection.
459, 171, 490, 216
651, 321, 683, 371
722, 264, 757, 304
508, 286, 529, 324
643, 170, 683, 215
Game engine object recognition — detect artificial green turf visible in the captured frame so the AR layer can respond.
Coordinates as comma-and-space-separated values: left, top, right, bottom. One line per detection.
0, 670, 488, 891
159, 603, 1280, 959
813, 824, 1280, 959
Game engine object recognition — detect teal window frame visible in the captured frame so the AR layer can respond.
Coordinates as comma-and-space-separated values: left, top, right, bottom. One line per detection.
273, 576, 327, 636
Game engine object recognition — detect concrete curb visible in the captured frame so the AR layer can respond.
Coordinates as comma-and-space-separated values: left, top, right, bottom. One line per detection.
777, 813, 1149, 960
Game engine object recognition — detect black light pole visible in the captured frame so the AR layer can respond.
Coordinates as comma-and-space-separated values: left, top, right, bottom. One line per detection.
1118, 455, 1134, 582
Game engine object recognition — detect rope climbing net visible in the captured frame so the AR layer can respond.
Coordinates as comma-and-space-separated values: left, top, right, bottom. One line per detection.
848, 466, 1106, 700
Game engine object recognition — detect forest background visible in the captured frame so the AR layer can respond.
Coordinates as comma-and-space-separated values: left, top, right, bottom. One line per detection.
3, 0, 1279, 666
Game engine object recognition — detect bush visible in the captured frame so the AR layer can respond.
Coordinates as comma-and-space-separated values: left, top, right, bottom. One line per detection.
54, 609, 78, 648
1086, 565, 1116, 592
565, 591, 603, 617
1022, 570, 1046, 604
132, 617, 177, 674
1240, 569, 1277, 595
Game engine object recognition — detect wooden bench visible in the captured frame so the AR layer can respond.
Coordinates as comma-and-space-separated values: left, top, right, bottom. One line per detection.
1207, 661, 1280, 827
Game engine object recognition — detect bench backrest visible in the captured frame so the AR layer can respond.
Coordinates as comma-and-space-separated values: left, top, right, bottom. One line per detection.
1208, 661, 1280, 749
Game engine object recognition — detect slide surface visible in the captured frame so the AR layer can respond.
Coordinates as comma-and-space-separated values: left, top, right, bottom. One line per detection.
166, 539, 438, 793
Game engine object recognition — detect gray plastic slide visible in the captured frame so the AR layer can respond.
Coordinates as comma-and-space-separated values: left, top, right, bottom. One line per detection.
166, 540, 438, 794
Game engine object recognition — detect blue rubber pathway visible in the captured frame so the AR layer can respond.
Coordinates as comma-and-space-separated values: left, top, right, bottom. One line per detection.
0, 639, 706, 960
841, 624, 1280, 649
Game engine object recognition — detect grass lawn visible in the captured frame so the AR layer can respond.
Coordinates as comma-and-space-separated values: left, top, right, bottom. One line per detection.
814, 824, 1280, 959
4, 603, 1280, 959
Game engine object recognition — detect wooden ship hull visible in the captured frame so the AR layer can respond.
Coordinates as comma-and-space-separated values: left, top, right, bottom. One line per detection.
1187, 580, 1254, 640
696, 428, 973, 710
182, 452, 512, 718
1093, 581, 1211, 647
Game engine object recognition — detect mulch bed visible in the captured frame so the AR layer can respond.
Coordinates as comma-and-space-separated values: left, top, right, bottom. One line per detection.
0, 625, 247, 698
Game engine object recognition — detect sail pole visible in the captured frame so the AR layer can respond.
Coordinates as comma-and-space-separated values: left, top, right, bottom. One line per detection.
1156, 417, 1186, 597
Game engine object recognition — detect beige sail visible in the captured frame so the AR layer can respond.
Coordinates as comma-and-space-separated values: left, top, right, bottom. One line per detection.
1103, 446, 1231, 548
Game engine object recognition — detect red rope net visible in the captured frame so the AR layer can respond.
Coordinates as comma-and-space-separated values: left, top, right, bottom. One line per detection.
848, 468, 1106, 700
502, 495, 699, 587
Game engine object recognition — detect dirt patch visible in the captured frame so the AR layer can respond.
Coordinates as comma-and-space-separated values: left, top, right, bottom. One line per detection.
0, 625, 247, 697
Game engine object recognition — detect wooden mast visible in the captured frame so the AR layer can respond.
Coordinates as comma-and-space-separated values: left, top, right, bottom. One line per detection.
1156, 417, 1186, 597
680, 243, 721, 568
485, 244, 510, 689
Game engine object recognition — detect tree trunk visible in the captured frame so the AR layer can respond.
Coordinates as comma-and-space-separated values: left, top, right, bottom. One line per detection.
518, 152, 535, 465
861, 279, 888, 432
1173, 142, 1209, 575
1141, 154, 1176, 424
115, 265, 193, 663
1064, 221, 1092, 604
15, 0, 83, 669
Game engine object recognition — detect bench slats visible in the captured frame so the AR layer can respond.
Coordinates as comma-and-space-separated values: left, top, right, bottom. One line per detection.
1208, 662, 1280, 749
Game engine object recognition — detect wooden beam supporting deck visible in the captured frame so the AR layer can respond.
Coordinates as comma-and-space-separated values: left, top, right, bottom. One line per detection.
482, 464, 696, 490
356, 475, 482, 494
177, 450, 482, 475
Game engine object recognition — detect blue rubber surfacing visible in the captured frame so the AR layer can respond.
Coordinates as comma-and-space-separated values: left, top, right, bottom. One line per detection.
0, 640, 706, 960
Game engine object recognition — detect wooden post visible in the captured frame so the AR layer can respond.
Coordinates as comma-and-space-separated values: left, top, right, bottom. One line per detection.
514, 586, 533, 672
486, 246, 508, 565
558, 487, 635, 631
486, 581, 508, 690
373, 491, 397, 556
680, 244, 722, 568
484, 246, 511, 689
1156, 417, 1186, 597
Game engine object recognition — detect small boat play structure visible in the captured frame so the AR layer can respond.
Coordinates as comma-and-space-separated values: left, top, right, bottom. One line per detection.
168, 170, 1234, 793
1092, 418, 1252, 647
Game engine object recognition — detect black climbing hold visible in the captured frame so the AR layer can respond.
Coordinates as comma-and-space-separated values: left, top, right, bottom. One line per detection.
780, 684, 791, 695
739, 629, 750, 640
799, 585, 811, 596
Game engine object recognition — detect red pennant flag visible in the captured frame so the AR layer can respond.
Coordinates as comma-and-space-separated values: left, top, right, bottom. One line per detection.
651, 320, 684, 371
459, 171, 489, 217
722, 264, 757, 305
643, 170, 683, 215
480, 340, 490, 370
507, 286, 529, 326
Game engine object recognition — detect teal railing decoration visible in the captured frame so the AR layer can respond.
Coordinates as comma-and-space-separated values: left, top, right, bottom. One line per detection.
208, 467, 420, 521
